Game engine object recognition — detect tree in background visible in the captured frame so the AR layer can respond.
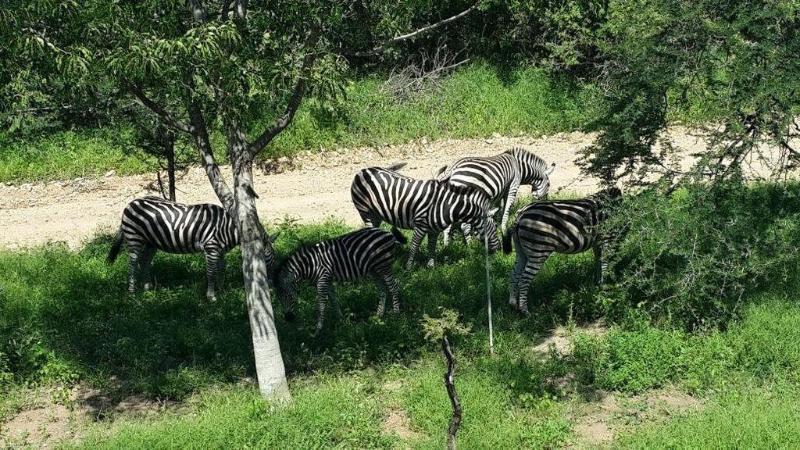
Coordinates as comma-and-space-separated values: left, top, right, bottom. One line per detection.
4, 0, 477, 398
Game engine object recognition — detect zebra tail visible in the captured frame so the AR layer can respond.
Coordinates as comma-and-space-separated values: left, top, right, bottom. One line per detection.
501, 227, 513, 254
106, 229, 124, 264
390, 227, 408, 245
385, 162, 407, 172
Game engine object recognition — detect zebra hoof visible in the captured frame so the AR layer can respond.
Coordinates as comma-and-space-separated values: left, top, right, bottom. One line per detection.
426, 259, 435, 269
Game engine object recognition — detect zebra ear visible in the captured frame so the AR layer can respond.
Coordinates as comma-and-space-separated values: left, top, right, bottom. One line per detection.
546, 163, 556, 175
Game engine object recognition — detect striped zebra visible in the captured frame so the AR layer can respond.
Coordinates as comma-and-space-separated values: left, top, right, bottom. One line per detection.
106, 196, 276, 301
275, 227, 406, 332
436, 147, 556, 232
502, 188, 622, 315
351, 164, 500, 269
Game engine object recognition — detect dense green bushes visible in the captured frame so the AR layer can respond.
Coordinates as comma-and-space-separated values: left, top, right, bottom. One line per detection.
602, 180, 800, 329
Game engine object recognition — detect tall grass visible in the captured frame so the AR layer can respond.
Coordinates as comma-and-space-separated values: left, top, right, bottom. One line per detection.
3, 184, 800, 447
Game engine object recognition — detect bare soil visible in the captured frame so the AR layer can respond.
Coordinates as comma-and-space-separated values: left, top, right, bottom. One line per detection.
1, 126, 787, 250
1, 132, 605, 249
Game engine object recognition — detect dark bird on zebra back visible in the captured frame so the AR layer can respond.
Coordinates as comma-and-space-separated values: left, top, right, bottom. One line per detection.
351, 164, 500, 269
106, 196, 278, 301
502, 187, 622, 316
274, 227, 405, 334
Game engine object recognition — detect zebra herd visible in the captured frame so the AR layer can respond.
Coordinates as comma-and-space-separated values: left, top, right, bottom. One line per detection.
108, 147, 621, 331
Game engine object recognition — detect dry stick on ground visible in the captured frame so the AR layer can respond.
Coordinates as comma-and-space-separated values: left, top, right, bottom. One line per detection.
421, 309, 471, 449
442, 335, 462, 450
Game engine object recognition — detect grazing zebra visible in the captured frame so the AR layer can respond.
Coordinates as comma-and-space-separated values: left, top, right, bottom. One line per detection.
106, 196, 276, 301
437, 147, 556, 227
437, 147, 555, 243
275, 227, 406, 332
502, 187, 622, 315
351, 165, 501, 269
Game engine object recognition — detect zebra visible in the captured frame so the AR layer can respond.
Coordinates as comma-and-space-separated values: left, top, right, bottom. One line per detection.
106, 196, 277, 301
502, 187, 622, 316
350, 164, 501, 269
436, 147, 555, 244
275, 227, 406, 332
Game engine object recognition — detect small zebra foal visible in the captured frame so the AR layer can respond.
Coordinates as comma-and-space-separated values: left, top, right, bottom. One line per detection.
107, 196, 276, 301
351, 165, 501, 269
275, 227, 406, 332
502, 188, 622, 315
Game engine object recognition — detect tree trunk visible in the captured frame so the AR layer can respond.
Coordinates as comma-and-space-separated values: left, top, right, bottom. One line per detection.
162, 126, 177, 201
230, 127, 290, 399
442, 336, 462, 450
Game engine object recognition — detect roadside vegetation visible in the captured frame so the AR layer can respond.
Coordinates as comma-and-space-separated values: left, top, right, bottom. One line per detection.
2, 183, 800, 447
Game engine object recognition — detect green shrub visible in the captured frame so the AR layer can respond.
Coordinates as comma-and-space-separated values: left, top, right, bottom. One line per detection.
602, 181, 800, 329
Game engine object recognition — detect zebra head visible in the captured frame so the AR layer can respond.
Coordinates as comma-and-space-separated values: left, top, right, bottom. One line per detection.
532, 163, 556, 199
471, 209, 501, 252
275, 257, 299, 322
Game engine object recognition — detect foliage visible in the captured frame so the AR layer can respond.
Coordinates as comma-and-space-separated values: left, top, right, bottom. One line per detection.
601, 180, 800, 329
421, 308, 472, 342
580, 0, 800, 182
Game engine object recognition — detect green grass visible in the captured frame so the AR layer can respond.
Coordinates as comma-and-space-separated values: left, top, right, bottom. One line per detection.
0, 63, 600, 183
3, 186, 800, 447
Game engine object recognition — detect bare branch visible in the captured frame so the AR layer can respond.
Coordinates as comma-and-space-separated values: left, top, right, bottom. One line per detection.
125, 81, 192, 134
249, 49, 318, 156
349, 4, 478, 57
235, 0, 247, 21
188, 100, 235, 210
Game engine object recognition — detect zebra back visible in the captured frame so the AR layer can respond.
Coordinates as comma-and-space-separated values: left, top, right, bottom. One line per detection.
436, 152, 520, 200
120, 196, 239, 254
507, 188, 621, 255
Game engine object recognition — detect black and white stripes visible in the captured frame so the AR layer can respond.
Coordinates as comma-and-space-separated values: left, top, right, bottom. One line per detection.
351, 165, 500, 268
107, 196, 274, 301
502, 188, 622, 315
437, 147, 555, 231
275, 227, 405, 331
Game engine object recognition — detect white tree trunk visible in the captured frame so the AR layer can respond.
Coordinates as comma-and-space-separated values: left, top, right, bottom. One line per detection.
231, 135, 290, 400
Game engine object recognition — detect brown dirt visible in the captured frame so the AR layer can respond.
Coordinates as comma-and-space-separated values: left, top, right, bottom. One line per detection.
531, 320, 608, 357
381, 407, 421, 441
568, 387, 702, 448
1, 127, 791, 250
0, 385, 179, 448
0, 132, 602, 250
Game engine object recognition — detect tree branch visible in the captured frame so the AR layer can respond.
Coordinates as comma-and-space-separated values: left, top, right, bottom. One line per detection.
125, 81, 192, 134
349, 3, 478, 57
188, 99, 235, 211
248, 49, 318, 156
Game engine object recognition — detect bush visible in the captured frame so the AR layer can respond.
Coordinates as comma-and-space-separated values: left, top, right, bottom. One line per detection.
601, 181, 800, 329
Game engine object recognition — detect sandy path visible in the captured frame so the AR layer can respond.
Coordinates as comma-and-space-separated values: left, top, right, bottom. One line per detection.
0, 129, 713, 250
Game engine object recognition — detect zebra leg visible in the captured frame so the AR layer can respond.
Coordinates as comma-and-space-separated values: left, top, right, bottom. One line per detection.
204, 250, 221, 301
426, 231, 439, 268
328, 288, 343, 319
508, 242, 527, 309
516, 252, 551, 316
127, 245, 144, 295
442, 225, 452, 247
139, 247, 156, 291
501, 180, 521, 231
217, 256, 227, 291
594, 243, 609, 286
406, 228, 426, 269
461, 223, 473, 244
314, 275, 332, 334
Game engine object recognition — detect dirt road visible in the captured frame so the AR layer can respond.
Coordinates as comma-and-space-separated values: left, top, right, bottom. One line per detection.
0, 129, 713, 249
